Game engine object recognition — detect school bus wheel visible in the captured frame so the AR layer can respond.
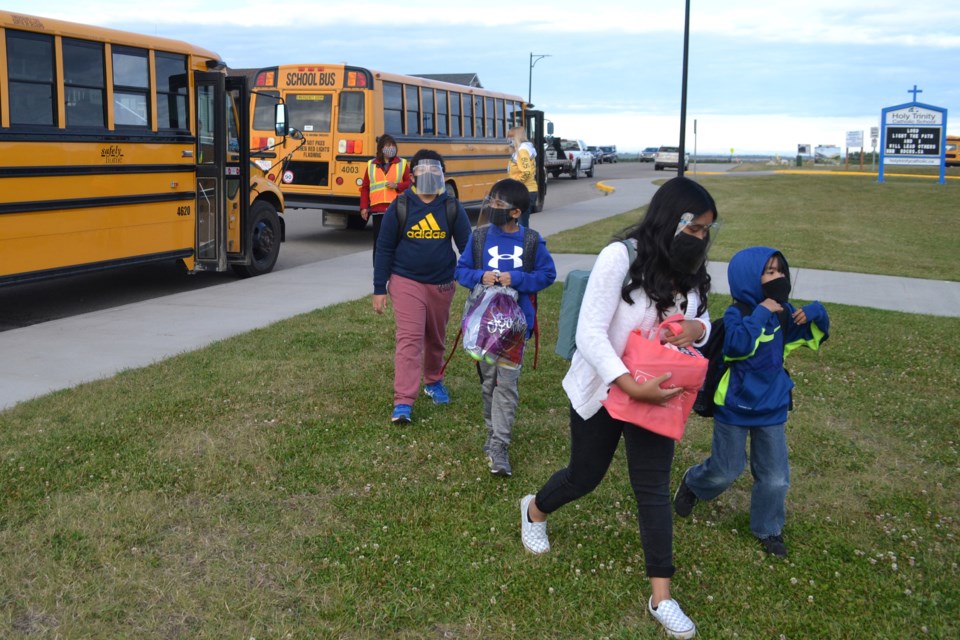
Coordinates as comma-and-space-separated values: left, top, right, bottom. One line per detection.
233, 201, 281, 278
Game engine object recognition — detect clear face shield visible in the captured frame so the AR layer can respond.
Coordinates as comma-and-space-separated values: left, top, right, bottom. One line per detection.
476, 195, 516, 228
670, 212, 721, 274
413, 159, 445, 195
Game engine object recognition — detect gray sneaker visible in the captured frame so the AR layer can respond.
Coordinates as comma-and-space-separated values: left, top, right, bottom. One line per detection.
489, 443, 512, 477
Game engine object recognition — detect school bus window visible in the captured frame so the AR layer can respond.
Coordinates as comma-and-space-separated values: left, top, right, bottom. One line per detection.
155, 51, 188, 130
6, 30, 57, 126
252, 90, 280, 130
62, 38, 106, 128
405, 84, 420, 135
449, 92, 461, 137
509, 100, 522, 128
112, 46, 150, 127
289, 93, 332, 133
383, 81, 403, 135
474, 95, 484, 137
436, 90, 448, 136
463, 93, 473, 137
197, 84, 216, 164
484, 97, 495, 137
495, 98, 505, 137
422, 87, 435, 134
338, 91, 365, 133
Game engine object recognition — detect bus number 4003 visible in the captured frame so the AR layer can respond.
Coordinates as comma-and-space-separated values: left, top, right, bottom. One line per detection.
177, 205, 191, 217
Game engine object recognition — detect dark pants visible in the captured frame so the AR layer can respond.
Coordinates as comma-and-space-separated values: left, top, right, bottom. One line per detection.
371, 213, 384, 266
535, 405, 677, 578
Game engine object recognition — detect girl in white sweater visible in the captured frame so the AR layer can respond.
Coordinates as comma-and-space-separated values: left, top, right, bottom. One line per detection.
520, 177, 718, 639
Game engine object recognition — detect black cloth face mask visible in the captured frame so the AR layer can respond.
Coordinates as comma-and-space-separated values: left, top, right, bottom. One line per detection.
761, 276, 791, 304
670, 233, 707, 274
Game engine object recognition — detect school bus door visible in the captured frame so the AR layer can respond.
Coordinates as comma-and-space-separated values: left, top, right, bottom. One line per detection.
194, 71, 229, 271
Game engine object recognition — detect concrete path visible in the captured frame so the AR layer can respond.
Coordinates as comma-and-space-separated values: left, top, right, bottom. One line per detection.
2, 177, 957, 412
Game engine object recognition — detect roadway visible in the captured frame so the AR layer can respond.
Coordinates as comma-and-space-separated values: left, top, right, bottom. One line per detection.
0, 160, 663, 331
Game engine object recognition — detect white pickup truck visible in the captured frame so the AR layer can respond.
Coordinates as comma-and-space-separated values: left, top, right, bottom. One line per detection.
544, 137, 595, 179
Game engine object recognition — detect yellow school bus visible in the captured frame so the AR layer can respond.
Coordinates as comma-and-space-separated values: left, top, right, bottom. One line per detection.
245, 65, 546, 229
946, 136, 959, 167
0, 11, 290, 287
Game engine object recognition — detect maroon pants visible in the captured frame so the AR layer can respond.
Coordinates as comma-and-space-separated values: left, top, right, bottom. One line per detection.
388, 274, 456, 405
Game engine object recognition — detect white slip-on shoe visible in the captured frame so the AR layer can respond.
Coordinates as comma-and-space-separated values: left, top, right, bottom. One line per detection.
648, 596, 696, 639
519, 494, 550, 554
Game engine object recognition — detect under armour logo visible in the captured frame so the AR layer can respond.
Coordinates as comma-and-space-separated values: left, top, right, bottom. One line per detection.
487, 245, 523, 270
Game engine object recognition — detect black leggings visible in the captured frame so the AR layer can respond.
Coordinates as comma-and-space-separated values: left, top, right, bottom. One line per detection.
535, 405, 676, 578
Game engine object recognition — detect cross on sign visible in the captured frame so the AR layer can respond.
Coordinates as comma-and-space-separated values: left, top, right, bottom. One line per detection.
908, 85, 923, 101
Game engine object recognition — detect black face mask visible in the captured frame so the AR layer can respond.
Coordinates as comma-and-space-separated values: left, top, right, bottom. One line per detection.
761, 276, 791, 304
488, 207, 513, 227
669, 233, 708, 274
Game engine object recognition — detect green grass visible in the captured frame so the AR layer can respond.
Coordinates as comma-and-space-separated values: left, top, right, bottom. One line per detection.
549, 174, 960, 281
1, 175, 958, 638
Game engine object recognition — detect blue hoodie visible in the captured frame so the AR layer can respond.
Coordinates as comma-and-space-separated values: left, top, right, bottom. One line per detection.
373, 189, 471, 294
454, 224, 557, 337
714, 246, 830, 427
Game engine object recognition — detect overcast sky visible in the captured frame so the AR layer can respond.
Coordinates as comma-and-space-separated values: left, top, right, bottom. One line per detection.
12, 0, 960, 154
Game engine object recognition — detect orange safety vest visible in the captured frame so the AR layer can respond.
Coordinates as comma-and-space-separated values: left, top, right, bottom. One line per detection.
367, 158, 407, 207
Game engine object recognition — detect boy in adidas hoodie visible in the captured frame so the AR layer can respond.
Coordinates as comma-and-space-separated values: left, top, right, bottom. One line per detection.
674, 246, 829, 557
373, 149, 471, 424
455, 178, 556, 476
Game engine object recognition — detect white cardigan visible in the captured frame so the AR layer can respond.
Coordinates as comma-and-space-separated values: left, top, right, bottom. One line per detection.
562, 240, 711, 420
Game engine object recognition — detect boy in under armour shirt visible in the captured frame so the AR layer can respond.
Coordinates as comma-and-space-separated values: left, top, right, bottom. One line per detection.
455, 179, 556, 476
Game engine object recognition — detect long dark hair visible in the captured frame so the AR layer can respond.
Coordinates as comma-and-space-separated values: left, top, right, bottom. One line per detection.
617, 176, 717, 316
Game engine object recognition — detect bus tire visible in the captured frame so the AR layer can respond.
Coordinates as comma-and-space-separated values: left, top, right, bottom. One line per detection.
233, 200, 281, 278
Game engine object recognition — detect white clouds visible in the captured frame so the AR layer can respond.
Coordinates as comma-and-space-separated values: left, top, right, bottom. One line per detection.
14, 0, 958, 152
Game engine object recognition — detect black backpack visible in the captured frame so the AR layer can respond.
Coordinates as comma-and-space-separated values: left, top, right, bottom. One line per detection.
692, 301, 792, 418
692, 301, 751, 418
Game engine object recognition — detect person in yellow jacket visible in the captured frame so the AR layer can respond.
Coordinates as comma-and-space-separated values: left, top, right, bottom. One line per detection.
360, 134, 412, 264
506, 126, 539, 228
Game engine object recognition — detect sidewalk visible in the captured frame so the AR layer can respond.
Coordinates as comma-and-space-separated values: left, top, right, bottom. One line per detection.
2, 177, 958, 412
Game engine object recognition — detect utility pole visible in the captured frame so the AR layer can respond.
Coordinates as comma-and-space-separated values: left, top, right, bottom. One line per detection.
528, 53, 551, 105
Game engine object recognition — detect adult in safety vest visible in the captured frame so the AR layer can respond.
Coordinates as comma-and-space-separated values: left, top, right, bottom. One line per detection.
360, 134, 412, 264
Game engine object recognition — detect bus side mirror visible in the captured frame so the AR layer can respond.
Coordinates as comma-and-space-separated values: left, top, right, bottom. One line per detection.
546, 121, 554, 136
275, 104, 288, 137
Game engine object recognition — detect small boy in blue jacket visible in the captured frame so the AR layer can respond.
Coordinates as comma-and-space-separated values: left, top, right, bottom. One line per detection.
455, 179, 556, 477
674, 246, 829, 557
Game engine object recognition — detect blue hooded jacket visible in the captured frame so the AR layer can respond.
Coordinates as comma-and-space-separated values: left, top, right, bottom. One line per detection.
714, 246, 830, 427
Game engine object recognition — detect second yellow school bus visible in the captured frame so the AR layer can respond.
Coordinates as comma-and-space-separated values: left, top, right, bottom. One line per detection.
245, 65, 542, 229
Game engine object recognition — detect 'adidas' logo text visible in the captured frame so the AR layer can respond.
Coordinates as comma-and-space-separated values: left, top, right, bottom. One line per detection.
407, 212, 447, 239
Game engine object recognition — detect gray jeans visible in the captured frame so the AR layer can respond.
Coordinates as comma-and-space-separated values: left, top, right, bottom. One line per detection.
478, 361, 522, 446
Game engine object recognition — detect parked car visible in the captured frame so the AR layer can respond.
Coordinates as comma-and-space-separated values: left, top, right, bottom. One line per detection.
586, 145, 603, 164
654, 145, 689, 171
599, 145, 618, 163
640, 147, 658, 162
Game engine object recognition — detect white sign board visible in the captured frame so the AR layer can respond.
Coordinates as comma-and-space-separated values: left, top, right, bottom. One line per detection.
846, 130, 864, 147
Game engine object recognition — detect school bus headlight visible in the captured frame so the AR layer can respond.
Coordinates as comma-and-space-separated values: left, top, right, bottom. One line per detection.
356, 178, 363, 186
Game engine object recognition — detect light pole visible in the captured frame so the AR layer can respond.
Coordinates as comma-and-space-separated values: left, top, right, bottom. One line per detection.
677, 0, 690, 177
528, 53, 551, 105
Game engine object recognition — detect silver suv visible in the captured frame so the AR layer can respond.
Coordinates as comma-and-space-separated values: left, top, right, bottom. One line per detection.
654, 146, 689, 171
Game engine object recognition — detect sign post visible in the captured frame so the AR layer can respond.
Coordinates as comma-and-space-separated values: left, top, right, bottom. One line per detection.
846, 131, 864, 170
879, 86, 948, 184
870, 126, 879, 172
